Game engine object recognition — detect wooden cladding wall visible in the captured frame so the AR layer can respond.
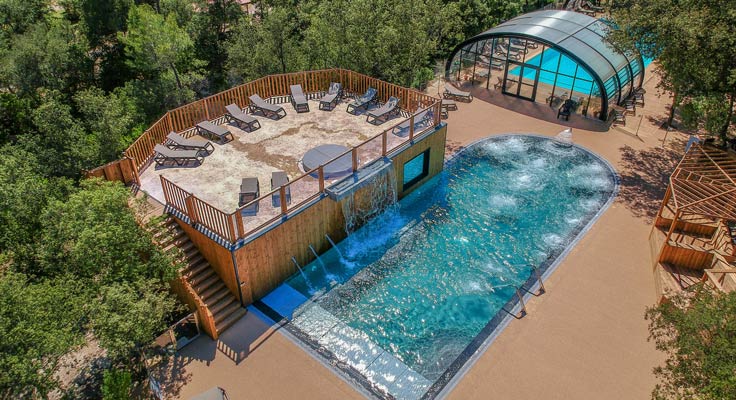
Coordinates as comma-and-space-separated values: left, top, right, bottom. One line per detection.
233, 197, 347, 303
170, 275, 218, 339
394, 124, 447, 199
84, 157, 140, 186
173, 216, 240, 302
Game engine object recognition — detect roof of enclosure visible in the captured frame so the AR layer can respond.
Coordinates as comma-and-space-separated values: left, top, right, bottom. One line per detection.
469, 10, 635, 85
670, 145, 736, 221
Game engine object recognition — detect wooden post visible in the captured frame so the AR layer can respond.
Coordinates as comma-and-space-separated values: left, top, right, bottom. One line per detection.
227, 214, 237, 243
185, 196, 198, 224
235, 211, 245, 240
352, 148, 358, 172
203, 98, 210, 120
280, 186, 288, 215
409, 115, 415, 141
382, 131, 387, 156
318, 166, 325, 192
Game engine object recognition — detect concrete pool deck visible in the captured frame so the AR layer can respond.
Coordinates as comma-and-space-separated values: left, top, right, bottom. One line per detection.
154, 68, 680, 399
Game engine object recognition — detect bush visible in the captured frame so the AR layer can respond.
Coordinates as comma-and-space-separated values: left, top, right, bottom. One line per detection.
102, 368, 132, 400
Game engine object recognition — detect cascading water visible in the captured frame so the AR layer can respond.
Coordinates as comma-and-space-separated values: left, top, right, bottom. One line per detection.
340, 163, 398, 234
325, 234, 346, 261
291, 256, 315, 294
308, 244, 332, 281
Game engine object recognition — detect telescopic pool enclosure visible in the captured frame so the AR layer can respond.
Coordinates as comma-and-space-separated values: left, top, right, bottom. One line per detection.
445, 10, 645, 121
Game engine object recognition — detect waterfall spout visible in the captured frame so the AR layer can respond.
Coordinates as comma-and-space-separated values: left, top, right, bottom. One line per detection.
291, 256, 315, 293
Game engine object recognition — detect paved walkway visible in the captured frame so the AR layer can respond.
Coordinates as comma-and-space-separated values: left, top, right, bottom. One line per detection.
157, 67, 680, 399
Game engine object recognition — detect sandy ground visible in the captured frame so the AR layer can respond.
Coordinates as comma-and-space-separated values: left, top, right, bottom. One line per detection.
154, 65, 682, 399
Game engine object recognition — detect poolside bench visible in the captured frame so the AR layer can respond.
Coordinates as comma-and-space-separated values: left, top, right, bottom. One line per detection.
391, 107, 433, 138
249, 94, 287, 120
239, 177, 260, 215
319, 82, 342, 111
197, 120, 235, 142
224, 104, 261, 132
443, 85, 473, 102
290, 84, 309, 113
271, 171, 291, 207
366, 96, 400, 125
165, 131, 214, 154
346, 87, 378, 115
153, 144, 204, 166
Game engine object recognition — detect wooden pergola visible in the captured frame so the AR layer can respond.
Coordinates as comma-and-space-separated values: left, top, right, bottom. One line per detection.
657, 144, 736, 240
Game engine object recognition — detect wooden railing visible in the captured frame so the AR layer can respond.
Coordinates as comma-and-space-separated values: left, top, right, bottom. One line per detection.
158, 101, 441, 246
123, 69, 439, 173
128, 69, 441, 246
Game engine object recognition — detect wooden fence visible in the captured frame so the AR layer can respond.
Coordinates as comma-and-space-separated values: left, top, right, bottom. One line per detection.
85, 69, 441, 245
124, 68, 439, 173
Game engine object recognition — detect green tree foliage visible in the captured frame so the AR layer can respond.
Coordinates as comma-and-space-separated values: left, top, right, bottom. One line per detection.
646, 290, 736, 400
101, 368, 133, 400
79, 0, 133, 46
0, 0, 48, 39
38, 179, 177, 283
0, 272, 86, 397
610, 0, 736, 139
93, 279, 180, 360
120, 4, 205, 108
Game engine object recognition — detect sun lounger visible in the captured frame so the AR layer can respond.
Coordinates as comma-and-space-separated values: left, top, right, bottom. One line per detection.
346, 87, 378, 115
491, 59, 505, 70
153, 144, 204, 166
271, 171, 291, 207
224, 104, 261, 132
165, 131, 214, 154
248, 94, 286, 119
239, 177, 260, 215
557, 99, 574, 121
612, 109, 626, 126
290, 84, 309, 113
366, 96, 400, 125
196, 120, 235, 142
444, 85, 473, 102
318, 82, 342, 111
391, 108, 433, 138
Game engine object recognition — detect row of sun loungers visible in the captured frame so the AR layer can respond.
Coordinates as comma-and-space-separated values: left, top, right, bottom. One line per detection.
238, 171, 292, 215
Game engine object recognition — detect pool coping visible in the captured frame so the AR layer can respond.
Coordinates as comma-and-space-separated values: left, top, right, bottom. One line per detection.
253, 133, 620, 400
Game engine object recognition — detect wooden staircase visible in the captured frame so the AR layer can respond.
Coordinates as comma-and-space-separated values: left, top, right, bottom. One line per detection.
154, 216, 246, 338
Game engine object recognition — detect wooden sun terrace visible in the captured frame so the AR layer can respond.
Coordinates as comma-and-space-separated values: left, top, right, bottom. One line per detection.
86, 69, 442, 247
650, 144, 736, 300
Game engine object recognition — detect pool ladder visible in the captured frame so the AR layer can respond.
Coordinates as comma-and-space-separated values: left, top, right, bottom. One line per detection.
508, 266, 546, 319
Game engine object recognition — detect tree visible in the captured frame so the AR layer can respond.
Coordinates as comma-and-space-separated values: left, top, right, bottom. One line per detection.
78, 0, 133, 47
189, 0, 243, 92
92, 279, 180, 361
610, 0, 736, 141
0, 272, 86, 397
0, 0, 48, 39
101, 368, 132, 400
646, 290, 736, 399
38, 179, 177, 284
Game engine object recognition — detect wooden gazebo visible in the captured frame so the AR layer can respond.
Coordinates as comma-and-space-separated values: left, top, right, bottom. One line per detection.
650, 144, 736, 299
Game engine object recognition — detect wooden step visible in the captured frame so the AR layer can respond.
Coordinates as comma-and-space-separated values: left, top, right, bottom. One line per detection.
194, 274, 221, 293
216, 307, 247, 333
214, 301, 242, 324
202, 286, 232, 306
183, 258, 209, 277
211, 297, 239, 316
188, 268, 216, 287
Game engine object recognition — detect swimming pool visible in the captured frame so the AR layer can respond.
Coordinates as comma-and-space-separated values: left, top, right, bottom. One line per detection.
256, 135, 617, 399
508, 48, 654, 94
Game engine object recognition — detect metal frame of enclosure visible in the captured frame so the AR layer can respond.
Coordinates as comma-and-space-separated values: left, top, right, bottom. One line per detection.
445, 10, 645, 120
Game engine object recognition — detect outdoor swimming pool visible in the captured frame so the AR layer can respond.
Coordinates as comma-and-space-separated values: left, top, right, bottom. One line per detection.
257, 135, 617, 400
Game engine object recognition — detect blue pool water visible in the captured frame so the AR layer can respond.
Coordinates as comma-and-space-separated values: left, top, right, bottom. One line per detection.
259, 135, 617, 399
508, 48, 655, 94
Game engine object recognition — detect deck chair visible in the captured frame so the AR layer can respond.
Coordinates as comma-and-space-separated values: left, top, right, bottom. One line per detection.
196, 120, 235, 142
491, 59, 505, 70
391, 108, 433, 138
153, 144, 204, 166
557, 99, 574, 121
248, 94, 287, 119
165, 131, 214, 154
239, 177, 260, 215
346, 87, 378, 114
224, 104, 261, 132
271, 171, 291, 207
318, 82, 342, 111
612, 110, 626, 126
290, 84, 309, 113
443, 85, 473, 102
366, 96, 400, 125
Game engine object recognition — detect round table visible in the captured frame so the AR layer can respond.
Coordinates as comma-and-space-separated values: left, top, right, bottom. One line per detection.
302, 144, 353, 178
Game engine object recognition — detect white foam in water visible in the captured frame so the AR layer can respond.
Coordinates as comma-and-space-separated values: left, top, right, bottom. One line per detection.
530, 157, 548, 169
565, 216, 582, 225
542, 233, 564, 248
488, 194, 517, 209
343, 211, 407, 259
484, 136, 529, 156
579, 198, 601, 210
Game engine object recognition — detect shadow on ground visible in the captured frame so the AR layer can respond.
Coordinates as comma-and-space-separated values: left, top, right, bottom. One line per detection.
616, 141, 683, 222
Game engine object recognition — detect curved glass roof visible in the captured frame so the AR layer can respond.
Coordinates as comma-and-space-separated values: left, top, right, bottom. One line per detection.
472, 10, 632, 84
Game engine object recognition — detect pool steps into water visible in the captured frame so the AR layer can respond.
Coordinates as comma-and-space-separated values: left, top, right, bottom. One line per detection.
259, 285, 431, 400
